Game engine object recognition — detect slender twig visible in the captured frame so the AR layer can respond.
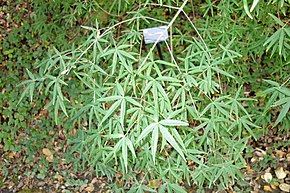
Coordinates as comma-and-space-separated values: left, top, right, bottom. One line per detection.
281, 76, 290, 87
170, 25, 173, 62
181, 10, 211, 58
164, 40, 180, 73
72, 16, 169, 66
182, 10, 223, 93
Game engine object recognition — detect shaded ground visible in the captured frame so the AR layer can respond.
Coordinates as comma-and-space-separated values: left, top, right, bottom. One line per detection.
1, 129, 289, 192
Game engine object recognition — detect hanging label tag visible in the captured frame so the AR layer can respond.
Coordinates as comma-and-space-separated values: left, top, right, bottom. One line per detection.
143, 26, 168, 44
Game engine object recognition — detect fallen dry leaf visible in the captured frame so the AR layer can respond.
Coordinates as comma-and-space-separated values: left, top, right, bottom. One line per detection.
148, 179, 161, 189
251, 157, 257, 163
42, 148, 53, 162
255, 148, 267, 156
276, 150, 286, 158
46, 154, 54, 162
42, 148, 52, 156
286, 154, 290, 162
270, 184, 277, 190
8, 152, 14, 159
84, 186, 95, 192
274, 181, 280, 187
263, 172, 273, 183
275, 167, 287, 179
279, 183, 290, 192
246, 165, 254, 174
263, 185, 272, 192
91, 177, 98, 184
55, 174, 63, 181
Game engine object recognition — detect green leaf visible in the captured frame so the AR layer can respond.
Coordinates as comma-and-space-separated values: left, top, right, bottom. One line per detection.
168, 183, 186, 193
250, 0, 260, 12
100, 99, 122, 125
57, 96, 68, 117
26, 68, 35, 80
269, 13, 285, 26
242, 118, 259, 140
278, 87, 290, 97
156, 76, 180, 82
116, 83, 124, 96
152, 127, 159, 164
159, 125, 185, 160
120, 99, 126, 127
17, 83, 35, 106
278, 29, 285, 55
264, 79, 280, 87
273, 101, 290, 127
97, 96, 122, 102
105, 134, 124, 138
125, 138, 136, 158
274, 97, 290, 106
171, 128, 186, 152
212, 67, 235, 79
137, 123, 157, 142
122, 138, 128, 172
118, 50, 137, 61
243, 0, 253, 19
126, 97, 142, 108
159, 119, 188, 127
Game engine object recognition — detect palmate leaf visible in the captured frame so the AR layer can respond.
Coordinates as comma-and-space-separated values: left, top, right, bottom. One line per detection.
17, 82, 35, 106
241, 116, 259, 140
112, 136, 136, 173
219, 38, 242, 64
261, 81, 290, 127
263, 14, 290, 56
137, 119, 188, 162
229, 86, 255, 118
200, 97, 232, 119
101, 44, 137, 75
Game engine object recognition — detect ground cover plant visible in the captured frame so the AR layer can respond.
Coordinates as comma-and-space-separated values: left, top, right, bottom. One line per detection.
1, 0, 290, 192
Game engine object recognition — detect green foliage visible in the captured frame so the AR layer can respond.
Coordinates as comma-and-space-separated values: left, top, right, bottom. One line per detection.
259, 79, 290, 128
2, 0, 290, 192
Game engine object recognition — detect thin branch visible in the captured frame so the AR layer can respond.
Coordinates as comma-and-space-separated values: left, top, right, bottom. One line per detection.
170, 25, 173, 62
181, 10, 211, 58
164, 40, 180, 73
182, 10, 223, 93
281, 76, 290, 87
73, 16, 169, 66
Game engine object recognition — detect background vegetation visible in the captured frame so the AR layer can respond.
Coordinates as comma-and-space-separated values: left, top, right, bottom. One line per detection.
1, 0, 289, 192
